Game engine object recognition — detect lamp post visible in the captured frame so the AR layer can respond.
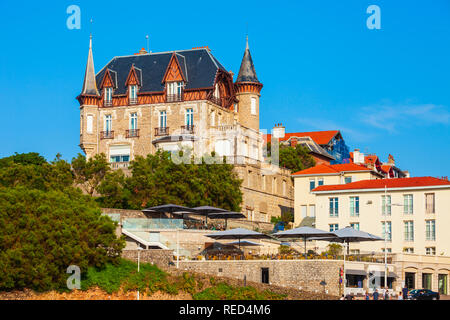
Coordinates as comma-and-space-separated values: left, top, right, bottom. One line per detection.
384, 185, 388, 293
137, 245, 143, 300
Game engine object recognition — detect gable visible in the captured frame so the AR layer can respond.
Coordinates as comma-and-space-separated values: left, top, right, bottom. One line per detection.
162, 53, 186, 83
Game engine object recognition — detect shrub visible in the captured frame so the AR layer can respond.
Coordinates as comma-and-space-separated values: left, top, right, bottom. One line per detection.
0, 187, 124, 291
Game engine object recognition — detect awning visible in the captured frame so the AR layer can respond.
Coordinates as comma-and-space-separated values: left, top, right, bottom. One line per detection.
346, 269, 367, 276
368, 271, 398, 278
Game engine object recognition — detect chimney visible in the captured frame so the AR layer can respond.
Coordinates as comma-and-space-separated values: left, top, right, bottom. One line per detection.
134, 48, 148, 55
353, 148, 365, 164
272, 123, 285, 139
290, 137, 298, 147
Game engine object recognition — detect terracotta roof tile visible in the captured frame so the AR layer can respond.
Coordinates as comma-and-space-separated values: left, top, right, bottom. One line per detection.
264, 130, 340, 145
312, 177, 450, 192
292, 163, 372, 176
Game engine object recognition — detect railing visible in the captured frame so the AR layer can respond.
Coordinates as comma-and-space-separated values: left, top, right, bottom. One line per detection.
181, 125, 195, 134
122, 218, 184, 230
166, 93, 183, 103
155, 127, 169, 136
104, 100, 113, 107
100, 130, 114, 139
126, 129, 140, 138
129, 97, 138, 105
208, 96, 222, 107
110, 162, 129, 169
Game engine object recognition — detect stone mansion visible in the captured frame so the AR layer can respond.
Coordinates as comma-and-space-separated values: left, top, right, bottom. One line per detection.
76, 36, 293, 222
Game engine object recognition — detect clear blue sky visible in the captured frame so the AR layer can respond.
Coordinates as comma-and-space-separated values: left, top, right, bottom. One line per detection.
0, 0, 449, 177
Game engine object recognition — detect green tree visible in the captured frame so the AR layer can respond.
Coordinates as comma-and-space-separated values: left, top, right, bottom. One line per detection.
0, 187, 124, 291
99, 151, 243, 211
71, 153, 111, 196
265, 143, 316, 172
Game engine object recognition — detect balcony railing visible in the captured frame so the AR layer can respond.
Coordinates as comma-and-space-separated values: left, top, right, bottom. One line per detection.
100, 130, 114, 139
110, 162, 129, 169
104, 100, 113, 107
208, 96, 222, 107
181, 125, 195, 134
129, 97, 138, 105
155, 127, 169, 136
166, 93, 183, 103
126, 129, 139, 138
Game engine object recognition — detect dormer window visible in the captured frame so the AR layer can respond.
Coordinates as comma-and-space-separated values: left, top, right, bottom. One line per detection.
129, 85, 138, 105
166, 81, 183, 102
104, 87, 113, 106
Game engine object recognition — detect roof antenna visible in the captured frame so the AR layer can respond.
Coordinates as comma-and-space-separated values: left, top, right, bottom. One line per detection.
146, 35, 150, 53
89, 18, 94, 38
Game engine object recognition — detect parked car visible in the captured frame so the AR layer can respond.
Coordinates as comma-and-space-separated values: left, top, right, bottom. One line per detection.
407, 289, 440, 300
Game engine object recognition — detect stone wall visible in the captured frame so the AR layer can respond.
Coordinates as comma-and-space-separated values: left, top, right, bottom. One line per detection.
121, 249, 173, 269
177, 259, 343, 296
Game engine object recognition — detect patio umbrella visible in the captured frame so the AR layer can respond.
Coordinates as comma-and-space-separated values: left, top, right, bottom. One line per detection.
314, 226, 383, 254
207, 211, 245, 229
206, 228, 272, 249
192, 206, 228, 225
143, 204, 197, 219
227, 240, 262, 246
273, 226, 337, 257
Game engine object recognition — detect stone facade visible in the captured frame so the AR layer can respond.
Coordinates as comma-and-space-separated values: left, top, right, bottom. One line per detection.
122, 249, 173, 269
177, 259, 343, 296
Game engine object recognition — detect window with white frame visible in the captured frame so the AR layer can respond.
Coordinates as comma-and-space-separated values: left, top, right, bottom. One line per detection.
426, 247, 436, 255
344, 176, 352, 184
109, 145, 130, 163
350, 196, 359, 217
130, 113, 137, 130
159, 111, 167, 128
214, 139, 231, 157
403, 194, 413, 214
329, 224, 339, 232
382, 221, 392, 241
329, 197, 339, 217
129, 85, 137, 103
250, 97, 256, 115
318, 178, 324, 186
105, 87, 112, 104
167, 81, 183, 95
309, 179, 315, 191
104, 114, 112, 132
426, 220, 436, 241
403, 247, 414, 253
86, 115, 93, 134
185, 108, 194, 126
382, 195, 391, 216
425, 193, 435, 214
404, 221, 414, 242
350, 223, 360, 231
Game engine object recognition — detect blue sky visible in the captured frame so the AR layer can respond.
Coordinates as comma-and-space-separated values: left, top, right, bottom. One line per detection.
0, 0, 449, 177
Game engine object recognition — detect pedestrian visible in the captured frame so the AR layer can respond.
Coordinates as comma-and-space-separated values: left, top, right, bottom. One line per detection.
402, 285, 409, 300
373, 289, 379, 300
398, 291, 403, 300
365, 291, 370, 300
384, 288, 390, 300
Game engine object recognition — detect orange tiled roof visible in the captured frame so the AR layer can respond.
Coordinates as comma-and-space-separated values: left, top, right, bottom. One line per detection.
264, 130, 339, 145
381, 165, 392, 173
292, 163, 373, 176
312, 177, 450, 192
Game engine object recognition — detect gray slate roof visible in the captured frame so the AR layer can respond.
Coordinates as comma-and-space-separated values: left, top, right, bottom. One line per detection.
236, 38, 260, 83
95, 49, 228, 95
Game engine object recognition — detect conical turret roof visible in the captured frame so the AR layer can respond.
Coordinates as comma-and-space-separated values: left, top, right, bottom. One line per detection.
81, 35, 99, 96
236, 36, 260, 83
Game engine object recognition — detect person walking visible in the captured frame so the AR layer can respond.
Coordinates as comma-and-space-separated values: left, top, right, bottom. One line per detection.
398, 291, 403, 300
373, 289, 379, 300
384, 288, 390, 300
365, 291, 370, 300
402, 285, 409, 300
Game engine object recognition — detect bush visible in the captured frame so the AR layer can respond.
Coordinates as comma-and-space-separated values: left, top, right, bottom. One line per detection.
0, 187, 124, 291
193, 282, 286, 300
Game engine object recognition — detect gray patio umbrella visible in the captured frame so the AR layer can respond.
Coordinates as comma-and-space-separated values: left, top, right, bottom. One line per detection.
314, 226, 383, 254
273, 226, 337, 257
143, 204, 197, 219
206, 228, 272, 249
192, 206, 228, 225
207, 211, 246, 229
227, 240, 262, 246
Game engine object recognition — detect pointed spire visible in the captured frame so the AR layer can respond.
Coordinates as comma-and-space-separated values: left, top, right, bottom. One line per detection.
81, 35, 99, 96
236, 35, 259, 83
